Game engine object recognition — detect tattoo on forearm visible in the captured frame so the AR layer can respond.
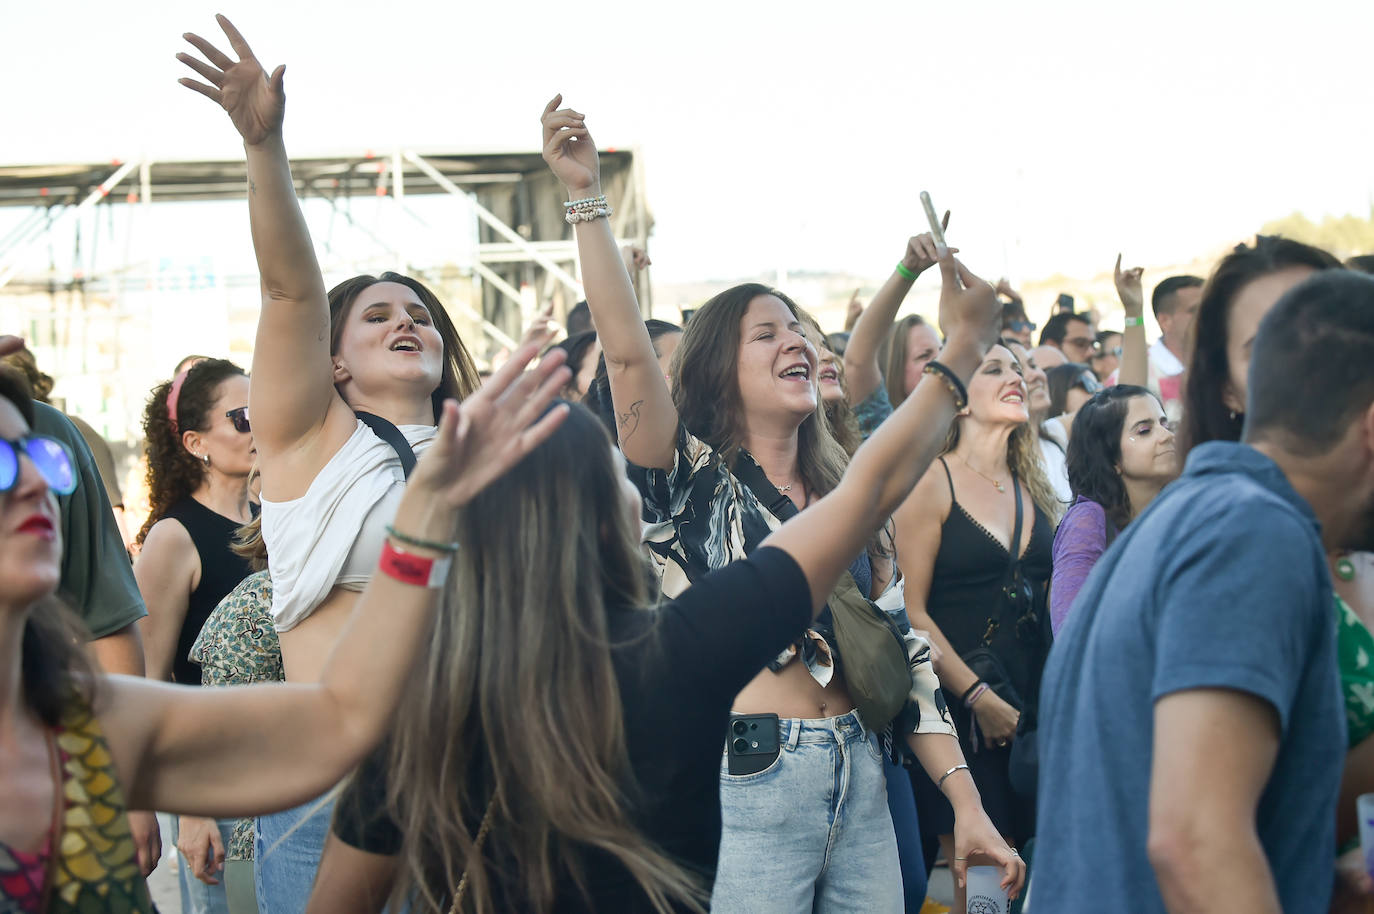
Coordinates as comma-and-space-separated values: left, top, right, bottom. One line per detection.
249, 178, 257, 196
617, 399, 644, 441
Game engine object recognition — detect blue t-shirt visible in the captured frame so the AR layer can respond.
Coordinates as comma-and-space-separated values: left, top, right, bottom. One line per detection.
1033, 442, 1344, 913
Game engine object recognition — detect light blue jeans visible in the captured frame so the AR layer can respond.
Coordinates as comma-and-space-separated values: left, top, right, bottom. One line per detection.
172, 815, 235, 914
710, 710, 902, 913
254, 793, 335, 914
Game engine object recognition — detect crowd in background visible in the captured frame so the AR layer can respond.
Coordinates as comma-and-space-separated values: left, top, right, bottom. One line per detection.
2, 15, 1374, 914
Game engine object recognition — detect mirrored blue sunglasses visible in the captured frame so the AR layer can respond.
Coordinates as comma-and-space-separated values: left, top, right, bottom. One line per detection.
0, 435, 78, 496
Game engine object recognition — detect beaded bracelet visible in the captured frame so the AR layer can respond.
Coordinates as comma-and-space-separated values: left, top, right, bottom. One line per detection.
922, 360, 969, 411
1123, 315, 1145, 328
385, 523, 461, 554
895, 261, 918, 281
564, 195, 607, 209
937, 763, 970, 790
566, 206, 613, 224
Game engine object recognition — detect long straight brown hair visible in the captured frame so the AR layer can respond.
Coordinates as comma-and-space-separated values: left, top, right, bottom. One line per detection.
673, 283, 849, 499
380, 405, 706, 914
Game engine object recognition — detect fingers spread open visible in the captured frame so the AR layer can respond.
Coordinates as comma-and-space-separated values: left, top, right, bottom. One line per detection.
517, 403, 571, 455
182, 32, 234, 70
177, 52, 224, 86
482, 339, 547, 399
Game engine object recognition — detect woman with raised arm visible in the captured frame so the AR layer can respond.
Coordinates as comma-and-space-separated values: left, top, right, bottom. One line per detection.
0, 342, 568, 914
890, 342, 1058, 914
843, 227, 949, 439
176, 16, 481, 908
538, 98, 1022, 912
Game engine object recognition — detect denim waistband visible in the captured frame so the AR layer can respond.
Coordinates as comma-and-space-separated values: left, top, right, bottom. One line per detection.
737, 708, 868, 749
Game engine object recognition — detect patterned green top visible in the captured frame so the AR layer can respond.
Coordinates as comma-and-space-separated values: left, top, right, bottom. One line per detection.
189, 570, 283, 859
1337, 594, 1374, 748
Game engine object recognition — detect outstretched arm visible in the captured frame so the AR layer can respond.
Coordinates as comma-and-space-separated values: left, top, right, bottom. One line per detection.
764, 251, 998, 615
541, 96, 677, 469
179, 16, 353, 471
1115, 254, 1149, 388
844, 221, 950, 405
100, 342, 572, 818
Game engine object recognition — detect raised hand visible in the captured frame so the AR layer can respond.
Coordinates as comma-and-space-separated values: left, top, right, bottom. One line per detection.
623, 245, 652, 273
901, 211, 953, 278
407, 337, 571, 510
1114, 253, 1145, 318
935, 252, 1000, 353
517, 302, 559, 350
844, 289, 864, 332
178, 15, 284, 146
541, 95, 600, 196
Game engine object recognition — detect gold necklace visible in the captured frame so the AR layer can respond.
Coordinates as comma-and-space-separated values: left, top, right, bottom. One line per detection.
957, 454, 1007, 493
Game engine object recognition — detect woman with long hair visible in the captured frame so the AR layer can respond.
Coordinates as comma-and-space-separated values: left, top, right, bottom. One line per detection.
1049, 386, 1177, 633
133, 358, 256, 911
533, 97, 1021, 912
1171, 236, 1374, 898
892, 343, 1058, 913
0, 338, 569, 914
176, 17, 482, 907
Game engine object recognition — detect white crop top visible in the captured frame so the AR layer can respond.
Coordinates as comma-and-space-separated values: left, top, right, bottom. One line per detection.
260, 419, 435, 632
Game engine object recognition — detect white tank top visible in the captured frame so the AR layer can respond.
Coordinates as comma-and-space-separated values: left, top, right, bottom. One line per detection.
260, 419, 435, 632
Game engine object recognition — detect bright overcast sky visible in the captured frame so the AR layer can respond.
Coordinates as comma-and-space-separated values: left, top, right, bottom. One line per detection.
5, 0, 1373, 285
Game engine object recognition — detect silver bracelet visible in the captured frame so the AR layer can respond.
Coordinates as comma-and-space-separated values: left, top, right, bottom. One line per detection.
937, 763, 970, 791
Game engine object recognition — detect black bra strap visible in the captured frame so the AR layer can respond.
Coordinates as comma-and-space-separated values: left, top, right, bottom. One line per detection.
937, 456, 956, 502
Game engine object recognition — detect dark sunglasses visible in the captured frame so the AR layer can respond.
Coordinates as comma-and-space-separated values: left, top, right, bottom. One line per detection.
1093, 345, 1123, 358
226, 407, 251, 434
1008, 320, 1037, 333
0, 435, 77, 496
1075, 370, 1105, 394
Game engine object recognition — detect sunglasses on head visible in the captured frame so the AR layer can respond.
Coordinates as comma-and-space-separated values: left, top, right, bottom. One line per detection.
0, 435, 77, 496
226, 407, 250, 434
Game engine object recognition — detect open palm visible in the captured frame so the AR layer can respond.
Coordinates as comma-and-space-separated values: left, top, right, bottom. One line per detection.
178, 15, 284, 146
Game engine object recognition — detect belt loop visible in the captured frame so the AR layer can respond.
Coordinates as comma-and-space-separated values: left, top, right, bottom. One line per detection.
785, 718, 801, 750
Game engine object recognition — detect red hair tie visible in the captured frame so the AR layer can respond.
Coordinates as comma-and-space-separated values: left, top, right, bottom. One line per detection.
166, 369, 191, 432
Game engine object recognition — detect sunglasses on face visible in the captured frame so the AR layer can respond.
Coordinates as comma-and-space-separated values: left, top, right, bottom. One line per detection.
0, 435, 77, 496
226, 407, 251, 434
1076, 371, 1105, 394
1008, 320, 1037, 333
1094, 345, 1123, 358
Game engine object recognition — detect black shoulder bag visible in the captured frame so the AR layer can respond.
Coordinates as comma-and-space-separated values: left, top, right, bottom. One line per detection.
732, 456, 912, 730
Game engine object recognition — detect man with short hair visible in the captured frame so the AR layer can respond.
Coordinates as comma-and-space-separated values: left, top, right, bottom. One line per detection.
1033, 270, 1374, 913
1148, 275, 1203, 420
1038, 311, 1096, 364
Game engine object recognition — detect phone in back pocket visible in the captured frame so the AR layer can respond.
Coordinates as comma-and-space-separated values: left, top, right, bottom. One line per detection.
727, 713, 781, 775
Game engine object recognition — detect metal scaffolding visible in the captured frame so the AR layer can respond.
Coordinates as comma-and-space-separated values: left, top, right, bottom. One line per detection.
0, 148, 653, 351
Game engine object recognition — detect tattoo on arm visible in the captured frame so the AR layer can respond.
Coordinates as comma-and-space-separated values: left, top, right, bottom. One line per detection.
249, 178, 257, 196
617, 399, 644, 442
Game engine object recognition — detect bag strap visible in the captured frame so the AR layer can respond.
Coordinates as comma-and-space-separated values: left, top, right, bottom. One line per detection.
1006, 472, 1024, 577
732, 451, 800, 523
355, 411, 418, 479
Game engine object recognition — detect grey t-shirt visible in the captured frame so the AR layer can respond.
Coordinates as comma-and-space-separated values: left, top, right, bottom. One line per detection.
1034, 442, 1344, 913
32, 401, 146, 638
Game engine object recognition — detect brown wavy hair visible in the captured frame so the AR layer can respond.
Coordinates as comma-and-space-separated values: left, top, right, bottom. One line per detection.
942, 346, 1062, 521
1, 349, 55, 403
137, 358, 246, 546
0, 367, 97, 725
328, 273, 481, 416
376, 405, 706, 913
673, 283, 849, 499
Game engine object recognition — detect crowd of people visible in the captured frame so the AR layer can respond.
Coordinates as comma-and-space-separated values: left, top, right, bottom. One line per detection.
1, 14, 1373, 914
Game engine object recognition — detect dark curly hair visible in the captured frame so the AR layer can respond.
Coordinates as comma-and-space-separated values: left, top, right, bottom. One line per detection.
1177, 235, 1341, 460
137, 358, 246, 546
1066, 385, 1156, 532
0, 367, 97, 725
328, 273, 481, 417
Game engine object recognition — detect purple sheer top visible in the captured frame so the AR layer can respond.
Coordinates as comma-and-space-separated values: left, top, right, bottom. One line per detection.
1050, 496, 1108, 634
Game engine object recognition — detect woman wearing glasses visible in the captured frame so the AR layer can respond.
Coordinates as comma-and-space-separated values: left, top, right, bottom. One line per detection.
133, 358, 256, 912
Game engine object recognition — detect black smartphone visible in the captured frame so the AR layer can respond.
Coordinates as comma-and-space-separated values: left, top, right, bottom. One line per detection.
726, 713, 781, 775
1055, 293, 1075, 314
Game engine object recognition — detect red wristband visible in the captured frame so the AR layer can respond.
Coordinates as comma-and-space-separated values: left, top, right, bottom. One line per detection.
378, 539, 452, 588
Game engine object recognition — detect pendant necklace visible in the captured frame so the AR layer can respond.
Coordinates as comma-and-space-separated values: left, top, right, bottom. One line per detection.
957, 454, 1007, 493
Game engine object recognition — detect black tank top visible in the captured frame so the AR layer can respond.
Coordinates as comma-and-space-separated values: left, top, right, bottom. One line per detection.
162, 497, 255, 686
926, 457, 1053, 701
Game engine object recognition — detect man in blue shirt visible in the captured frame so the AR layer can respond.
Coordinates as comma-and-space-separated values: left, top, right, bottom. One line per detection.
1034, 270, 1374, 912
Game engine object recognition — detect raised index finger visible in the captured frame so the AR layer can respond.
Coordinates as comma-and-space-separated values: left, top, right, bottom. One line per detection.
215, 14, 258, 62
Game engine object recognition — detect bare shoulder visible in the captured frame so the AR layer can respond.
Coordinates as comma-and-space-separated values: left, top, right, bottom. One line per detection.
137, 517, 196, 567
896, 459, 954, 523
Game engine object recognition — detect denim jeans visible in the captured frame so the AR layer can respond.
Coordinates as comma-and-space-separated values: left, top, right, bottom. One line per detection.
254, 793, 335, 914
172, 815, 235, 914
883, 754, 927, 912
710, 710, 902, 913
